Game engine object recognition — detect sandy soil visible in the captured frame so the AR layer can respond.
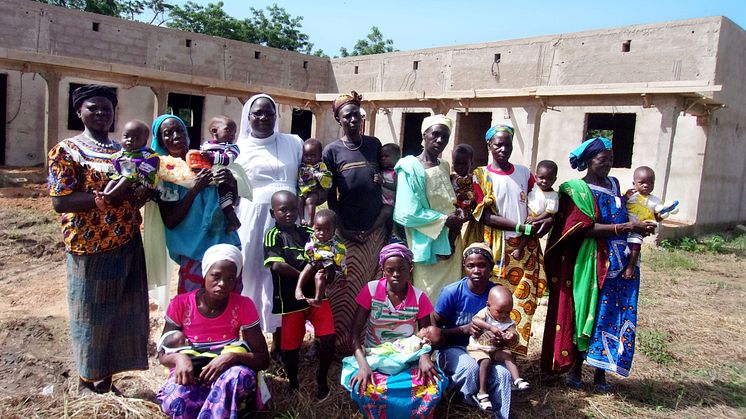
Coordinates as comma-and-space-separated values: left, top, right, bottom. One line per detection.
0, 167, 743, 418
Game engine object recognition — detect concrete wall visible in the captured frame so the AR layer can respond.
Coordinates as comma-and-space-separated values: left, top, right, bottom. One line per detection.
0, 0, 331, 93
3, 70, 46, 166
330, 17, 721, 93
697, 17, 746, 226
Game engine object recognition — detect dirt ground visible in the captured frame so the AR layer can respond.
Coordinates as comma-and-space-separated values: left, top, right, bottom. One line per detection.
0, 167, 744, 418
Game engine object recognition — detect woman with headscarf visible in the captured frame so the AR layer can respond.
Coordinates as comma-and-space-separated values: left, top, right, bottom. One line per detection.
150, 114, 248, 296
234, 94, 303, 337
342, 243, 446, 418
472, 124, 549, 358
540, 137, 654, 392
394, 114, 465, 302
156, 244, 270, 418
47, 85, 149, 394
322, 91, 389, 353
433, 242, 513, 418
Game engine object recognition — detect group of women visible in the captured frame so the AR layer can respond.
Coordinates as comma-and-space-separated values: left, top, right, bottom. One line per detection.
48, 85, 653, 419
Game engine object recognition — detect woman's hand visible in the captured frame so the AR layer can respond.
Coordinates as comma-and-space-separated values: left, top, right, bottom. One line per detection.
350, 361, 375, 395
173, 353, 195, 385
192, 169, 213, 193
626, 221, 656, 236
199, 352, 235, 384
445, 212, 465, 229
417, 354, 440, 384
213, 168, 237, 191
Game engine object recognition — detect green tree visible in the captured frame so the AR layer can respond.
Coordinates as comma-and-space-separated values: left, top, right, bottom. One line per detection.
34, 0, 170, 23
35, 0, 121, 16
339, 26, 395, 57
167, 1, 256, 42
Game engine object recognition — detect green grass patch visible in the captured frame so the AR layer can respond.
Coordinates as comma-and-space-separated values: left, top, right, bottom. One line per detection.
637, 330, 676, 366
661, 232, 746, 255
644, 247, 697, 272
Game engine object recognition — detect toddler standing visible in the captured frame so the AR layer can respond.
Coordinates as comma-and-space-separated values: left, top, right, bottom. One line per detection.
296, 209, 347, 307
467, 286, 527, 412
102, 120, 159, 206
197, 115, 241, 232
297, 139, 332, 225
512, 160, 559, 260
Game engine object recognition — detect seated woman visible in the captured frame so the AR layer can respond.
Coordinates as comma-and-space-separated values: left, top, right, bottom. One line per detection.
156, 244, 270, 418
433, 243, 513, 419
342, 243, 447, 419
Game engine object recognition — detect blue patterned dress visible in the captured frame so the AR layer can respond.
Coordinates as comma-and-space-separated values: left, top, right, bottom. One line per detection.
585, 177, 638, 377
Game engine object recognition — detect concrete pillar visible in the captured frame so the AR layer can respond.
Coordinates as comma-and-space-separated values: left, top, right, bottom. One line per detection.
39, 70, 60, 151
655, 99, 682, 200
150, 85, 169, 117
525, 105, 545, 169
363, 103, 377, 137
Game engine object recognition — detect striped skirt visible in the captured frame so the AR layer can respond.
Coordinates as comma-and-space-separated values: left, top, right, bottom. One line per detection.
67, 233, 149, 381
329, 225, 387, 355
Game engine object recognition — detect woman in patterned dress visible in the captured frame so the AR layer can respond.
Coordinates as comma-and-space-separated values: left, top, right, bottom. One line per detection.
472, 125, 551, 358
47, 85, 149, 394
541, 137, 655, 391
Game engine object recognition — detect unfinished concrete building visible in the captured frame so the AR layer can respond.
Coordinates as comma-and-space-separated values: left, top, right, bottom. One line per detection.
0, 0, 744, 234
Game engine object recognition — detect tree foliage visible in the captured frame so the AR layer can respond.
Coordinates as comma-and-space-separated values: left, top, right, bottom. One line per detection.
34, 0, 171, 24
339, 26, 395, 57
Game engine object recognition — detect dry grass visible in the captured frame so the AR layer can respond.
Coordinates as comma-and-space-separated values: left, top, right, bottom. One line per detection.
0, 171, 744, 418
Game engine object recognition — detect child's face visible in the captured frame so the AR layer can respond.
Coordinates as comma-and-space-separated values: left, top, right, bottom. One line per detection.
379, 147, 399, 170
270, 194, 298, 228
302, 143, 322, 165
121, 123, 149, 151
633, 171, 655, 196
535, 166, 557, 192
313, 216, 335, 242
212, 120, 237, 144
452, 152, 472, 177
487, 293, 513, 323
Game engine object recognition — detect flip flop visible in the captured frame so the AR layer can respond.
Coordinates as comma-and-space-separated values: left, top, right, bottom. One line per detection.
513, 378, 531, 391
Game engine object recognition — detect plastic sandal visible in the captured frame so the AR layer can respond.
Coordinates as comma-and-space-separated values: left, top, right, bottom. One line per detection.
513, 378, 531, 391
472, 393, 493, 412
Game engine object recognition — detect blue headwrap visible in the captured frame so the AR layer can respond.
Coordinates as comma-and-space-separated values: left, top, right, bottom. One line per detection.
151, 114, 190, 156
569, 137, 613, 171
485, 125, 514, 142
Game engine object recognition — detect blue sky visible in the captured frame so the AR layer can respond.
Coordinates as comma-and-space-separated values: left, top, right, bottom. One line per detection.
191, 0, 746, 55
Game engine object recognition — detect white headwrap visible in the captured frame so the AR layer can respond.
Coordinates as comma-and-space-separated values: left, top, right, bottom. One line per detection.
421, 114, 453, 135
238, 93, 280, 141
201, 244, 244, 279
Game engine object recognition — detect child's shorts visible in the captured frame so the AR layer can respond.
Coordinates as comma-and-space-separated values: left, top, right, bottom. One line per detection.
466, 347, 493, 362
281, 300, 336, 351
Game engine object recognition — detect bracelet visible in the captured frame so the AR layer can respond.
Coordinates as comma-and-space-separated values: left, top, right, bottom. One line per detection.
515, 223, 522, 234
524, 224, 533, 236
614, 224, 619, 236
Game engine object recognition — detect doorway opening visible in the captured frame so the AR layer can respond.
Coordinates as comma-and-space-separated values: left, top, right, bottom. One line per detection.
456, 112, 492, 167
401, 112, 430, 157
167, 93, 204, 150
291, 108, 313, 140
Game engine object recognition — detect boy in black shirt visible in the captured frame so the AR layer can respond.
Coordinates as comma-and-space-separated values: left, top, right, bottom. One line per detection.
264, 190, 336, 400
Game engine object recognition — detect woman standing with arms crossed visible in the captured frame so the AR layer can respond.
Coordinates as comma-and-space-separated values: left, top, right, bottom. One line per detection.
47, 85, 149, 394
323, 92, 388, 353
235, 94, 303, 345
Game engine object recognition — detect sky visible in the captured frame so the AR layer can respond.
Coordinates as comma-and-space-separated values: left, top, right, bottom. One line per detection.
189, 0, 746, 55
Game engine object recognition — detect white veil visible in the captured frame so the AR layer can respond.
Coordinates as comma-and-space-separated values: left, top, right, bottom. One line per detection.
238, 93, 280, 141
